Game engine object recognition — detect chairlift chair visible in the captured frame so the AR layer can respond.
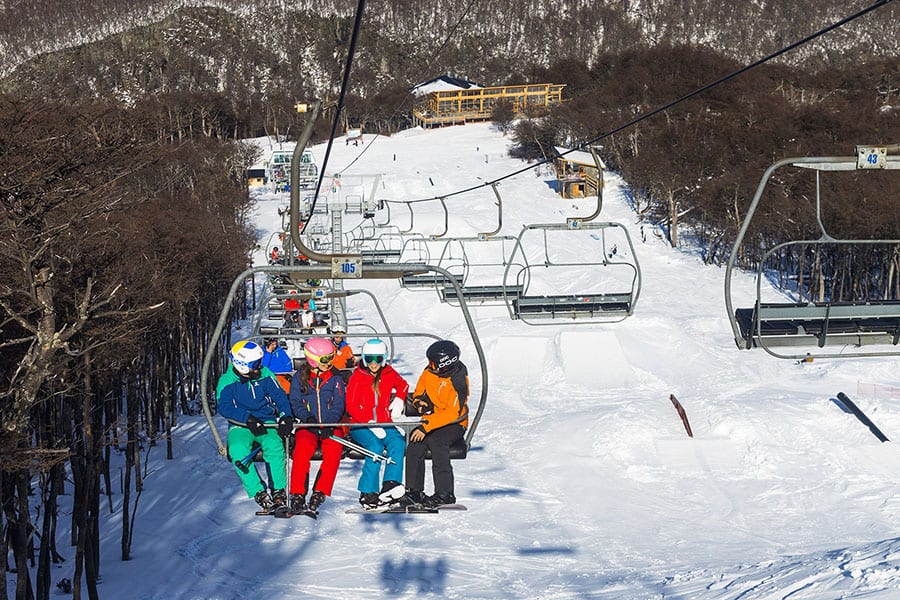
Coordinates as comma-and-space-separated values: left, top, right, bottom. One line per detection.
501, 221, 642, 325
724, 145, 900, 359
397, 237, 466, 290
200, 263, 488, 461
436, 235, 527, 305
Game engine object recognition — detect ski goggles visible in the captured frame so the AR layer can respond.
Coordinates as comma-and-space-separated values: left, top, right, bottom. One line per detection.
247, 358, 263, 370
362, 354, 385, 365
312, 353, 335, 365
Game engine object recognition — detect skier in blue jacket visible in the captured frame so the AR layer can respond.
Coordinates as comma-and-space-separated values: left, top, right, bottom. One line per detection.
262, 337, 293, 374
217, 340, 295, 513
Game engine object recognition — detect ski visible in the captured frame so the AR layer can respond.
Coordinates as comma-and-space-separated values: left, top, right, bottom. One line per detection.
345, 503, 466, 515
433, 503, 467, 511
260, 507, 318, 519
835, 392, 890, 442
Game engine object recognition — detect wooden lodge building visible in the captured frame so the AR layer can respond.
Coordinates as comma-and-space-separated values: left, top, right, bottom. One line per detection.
554, 146, 604, 199
411, 75, 565, 128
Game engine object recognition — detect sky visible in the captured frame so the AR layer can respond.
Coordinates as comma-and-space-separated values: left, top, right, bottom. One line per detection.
25, 122, 900, 599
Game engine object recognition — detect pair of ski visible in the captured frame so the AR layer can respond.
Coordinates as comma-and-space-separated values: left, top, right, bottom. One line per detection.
345, 503, 467, 515
255, 506, 318, 519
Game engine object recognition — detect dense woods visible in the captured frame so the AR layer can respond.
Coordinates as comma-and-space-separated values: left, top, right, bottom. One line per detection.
0, 96, 256, 599
0, 2, 899, 599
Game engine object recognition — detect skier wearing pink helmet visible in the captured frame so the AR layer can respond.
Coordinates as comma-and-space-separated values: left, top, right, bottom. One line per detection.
286, 337, 348, 515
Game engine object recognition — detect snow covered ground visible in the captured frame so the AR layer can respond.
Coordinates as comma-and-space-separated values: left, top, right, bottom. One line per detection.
33, 123, 900, 599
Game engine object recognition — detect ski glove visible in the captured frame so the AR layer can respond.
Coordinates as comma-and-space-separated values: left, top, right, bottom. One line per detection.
245, 415, 267, 436
318, 427, 335, 439
277, 415, 294, 438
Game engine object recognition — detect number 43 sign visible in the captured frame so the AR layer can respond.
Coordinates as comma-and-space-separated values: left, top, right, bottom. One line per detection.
857, 146, 886, 169
332, 256, 362, 278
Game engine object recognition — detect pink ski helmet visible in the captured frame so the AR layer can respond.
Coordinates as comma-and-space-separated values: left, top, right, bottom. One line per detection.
303, 337, 336, 368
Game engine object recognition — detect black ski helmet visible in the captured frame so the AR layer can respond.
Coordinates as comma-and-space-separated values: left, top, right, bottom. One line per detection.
426, 340, 460, 375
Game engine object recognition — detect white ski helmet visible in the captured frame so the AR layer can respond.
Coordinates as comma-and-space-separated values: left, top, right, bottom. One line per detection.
361, 338, 388, 361
230, 340, 264, 375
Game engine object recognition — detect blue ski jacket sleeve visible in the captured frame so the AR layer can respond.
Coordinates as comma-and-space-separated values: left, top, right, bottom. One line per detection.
216, 370, 292, 425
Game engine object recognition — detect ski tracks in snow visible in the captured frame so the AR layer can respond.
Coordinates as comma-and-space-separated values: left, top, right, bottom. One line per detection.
662, 536, 900, 599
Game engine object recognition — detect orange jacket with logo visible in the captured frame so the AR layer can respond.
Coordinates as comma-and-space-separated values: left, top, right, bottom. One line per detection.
411, 369, 468, 433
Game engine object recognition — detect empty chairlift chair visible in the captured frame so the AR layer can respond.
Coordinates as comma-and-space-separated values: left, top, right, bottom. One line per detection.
724, 145, 900, 359
438, 235, 528, 306
501, 221, 642, 326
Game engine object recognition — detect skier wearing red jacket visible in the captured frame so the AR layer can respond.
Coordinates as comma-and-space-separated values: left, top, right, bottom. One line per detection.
345, 339, 409, 509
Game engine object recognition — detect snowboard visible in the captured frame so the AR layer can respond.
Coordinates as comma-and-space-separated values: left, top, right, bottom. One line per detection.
345, 503, 467, 515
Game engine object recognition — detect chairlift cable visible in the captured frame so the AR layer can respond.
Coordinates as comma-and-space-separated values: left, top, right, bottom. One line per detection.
302, 0, 367, 234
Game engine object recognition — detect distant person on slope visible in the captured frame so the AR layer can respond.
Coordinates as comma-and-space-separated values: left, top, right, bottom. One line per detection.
269, 246, 284, 265
287, 338, 347, 515
399, 340, 468, 509
345, 339, 409, 510
216, 340, 295, 514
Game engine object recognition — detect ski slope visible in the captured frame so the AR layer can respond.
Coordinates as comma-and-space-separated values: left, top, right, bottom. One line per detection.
39, 123, 900, 599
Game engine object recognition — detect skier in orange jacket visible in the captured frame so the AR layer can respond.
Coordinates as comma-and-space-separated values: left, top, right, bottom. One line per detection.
400, 340, 468, 509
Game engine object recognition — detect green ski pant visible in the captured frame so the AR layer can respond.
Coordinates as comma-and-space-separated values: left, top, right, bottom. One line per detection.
228, 426, 287, 498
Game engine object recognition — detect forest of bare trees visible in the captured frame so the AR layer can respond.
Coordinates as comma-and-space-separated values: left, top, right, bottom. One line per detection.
0, 95, 258, 599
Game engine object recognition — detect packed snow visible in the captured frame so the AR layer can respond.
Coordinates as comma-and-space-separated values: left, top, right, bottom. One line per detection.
32, 122, 900, 599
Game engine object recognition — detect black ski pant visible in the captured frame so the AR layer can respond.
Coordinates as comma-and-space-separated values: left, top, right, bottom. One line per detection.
405, 424, 464, 496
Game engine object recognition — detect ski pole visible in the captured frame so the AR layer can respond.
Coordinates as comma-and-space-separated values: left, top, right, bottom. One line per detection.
235, 444, 263, 474
328, 435, 395, 465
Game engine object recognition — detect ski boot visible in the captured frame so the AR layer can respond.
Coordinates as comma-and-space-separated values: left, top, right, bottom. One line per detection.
290, 494, 308, 514
423, 492, 455, 508
254, 490, 273, 514
359, 492, 380, 511
271, 489, 289, 517
308, 490, 326, 513
397, 490, 428, 508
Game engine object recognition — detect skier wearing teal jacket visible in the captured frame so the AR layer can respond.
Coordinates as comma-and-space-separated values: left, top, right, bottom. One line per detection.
217, 340, 295, 513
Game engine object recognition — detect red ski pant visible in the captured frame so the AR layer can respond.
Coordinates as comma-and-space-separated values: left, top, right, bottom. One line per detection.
290, 428, 344, 497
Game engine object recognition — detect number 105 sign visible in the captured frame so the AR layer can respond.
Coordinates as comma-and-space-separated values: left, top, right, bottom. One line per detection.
332, 256, 362, 278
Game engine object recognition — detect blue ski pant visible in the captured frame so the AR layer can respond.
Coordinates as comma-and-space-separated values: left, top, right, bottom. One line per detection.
349, 426, 406, 493
227, 426, 286, 498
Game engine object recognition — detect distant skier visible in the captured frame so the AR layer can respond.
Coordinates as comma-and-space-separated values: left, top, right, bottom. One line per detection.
261, 337, 293, 392
269, 246, 284, 265
330, 329, 357, 370
399, 340, 468, 508
345, 339, 409, 510
216, 340, 295, 513
287, 338, 347, 515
